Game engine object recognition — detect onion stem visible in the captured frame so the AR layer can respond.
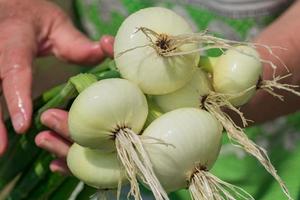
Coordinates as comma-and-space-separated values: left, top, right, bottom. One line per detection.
8, 151, 53, 200
0, 69, 120, 192
69, 74, 98, 93
27, 173, 66, 200
199, 56, 218, 74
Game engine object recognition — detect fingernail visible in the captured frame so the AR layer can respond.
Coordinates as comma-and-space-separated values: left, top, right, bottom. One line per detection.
108, 37, 114, 44
12, 113, 25, 133
41, 112, 59, 131
36, 135, 51, 150
41, 112, 50, 125
103, 35, 114, 44
41, 139, 50, 149
36, 137, 46, 147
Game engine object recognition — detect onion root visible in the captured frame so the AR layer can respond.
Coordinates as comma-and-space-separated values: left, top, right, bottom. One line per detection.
189, 167, 254, 200
115, 128, 169, 200
203, 95, 293, 200
258, 74, 300, 100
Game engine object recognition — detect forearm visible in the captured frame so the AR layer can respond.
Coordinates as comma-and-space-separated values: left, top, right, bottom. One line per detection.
242, 1, 300, 124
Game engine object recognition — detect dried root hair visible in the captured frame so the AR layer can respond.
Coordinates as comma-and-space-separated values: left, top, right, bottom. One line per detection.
189, 167, 254, 200
201, 91, 293, 200
257, 74, 300, 100
116, 26, 296, 199
116, 27, 287, 75
115, 128, 169, 200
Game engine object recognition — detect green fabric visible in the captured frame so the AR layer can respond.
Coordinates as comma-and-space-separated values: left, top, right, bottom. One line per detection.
73, 1, 300, 199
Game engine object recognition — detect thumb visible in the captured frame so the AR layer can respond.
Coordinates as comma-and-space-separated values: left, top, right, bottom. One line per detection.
49, 16, 107, 65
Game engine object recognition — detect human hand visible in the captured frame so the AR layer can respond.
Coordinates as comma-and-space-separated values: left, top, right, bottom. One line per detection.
35, 109, 73, 175
0, 0, 114, 154
241, 1, 300, 124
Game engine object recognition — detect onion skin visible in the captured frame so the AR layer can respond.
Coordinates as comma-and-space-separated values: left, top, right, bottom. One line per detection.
67, 143, 126, 189
154, 68, 212, 112
114, 7, 199, 95
143, 108, 222, 192
68, 78, 148, 151
213, 46, 263, 106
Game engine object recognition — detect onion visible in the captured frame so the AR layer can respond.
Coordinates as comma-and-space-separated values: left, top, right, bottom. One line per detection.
212, 45, 262, 106
114, 7, 199, 95
67, 143, 125, 189
68, 78, 148, 151
143, 108, 254, 199
143, 108, 222, 192
154, 68, 211, 112
68, 78, 168, 200
152, 67, 292, 199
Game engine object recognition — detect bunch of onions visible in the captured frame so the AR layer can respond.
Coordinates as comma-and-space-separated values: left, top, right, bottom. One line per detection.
66, 6, 300, 200
68, 78, 168, 200
152, 44, 300, 199
143, 108, 253, 200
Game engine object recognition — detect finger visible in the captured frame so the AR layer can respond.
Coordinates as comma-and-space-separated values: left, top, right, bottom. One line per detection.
0, 106, 8, 155
40, 109, 70, 140
100, 35, 115, 58
35, 130, 71, 158
1, 50, 33, 133
50, 159, 71, 175
49, 13, 107, 65
0, 24, 36, 133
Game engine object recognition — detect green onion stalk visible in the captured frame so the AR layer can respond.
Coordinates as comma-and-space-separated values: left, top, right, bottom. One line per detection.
26, 172, 66, 200
0, 60, 120, 194
48, 177, 81, 200
7, 151, 53, 200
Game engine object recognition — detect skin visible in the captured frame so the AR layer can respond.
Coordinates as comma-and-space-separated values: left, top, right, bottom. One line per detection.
36, 109, 71, 175
242, 0, 300, 123
0, 0, 114, 154
1, 1, 300, 174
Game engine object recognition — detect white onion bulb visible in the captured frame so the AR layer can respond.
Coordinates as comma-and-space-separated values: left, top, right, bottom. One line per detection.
213, 46, 262, 106
114, 7, 199, 95
153, 68, 212, 112
68, 78, 148, 151
67, 143, 126, 189
143, 108, 222, 192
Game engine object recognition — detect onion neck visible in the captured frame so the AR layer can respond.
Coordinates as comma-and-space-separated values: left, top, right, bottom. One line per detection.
199, 56, 219, 74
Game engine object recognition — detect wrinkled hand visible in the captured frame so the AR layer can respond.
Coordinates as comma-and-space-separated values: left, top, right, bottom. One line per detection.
0, 0, 114, 154
36, 109, 72, 175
